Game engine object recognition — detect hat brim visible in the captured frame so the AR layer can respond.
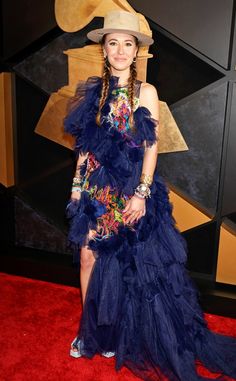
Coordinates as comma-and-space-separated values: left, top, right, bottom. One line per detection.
87, 28, 154, 47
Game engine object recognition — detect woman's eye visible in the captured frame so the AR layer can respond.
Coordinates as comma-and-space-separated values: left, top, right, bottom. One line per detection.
126, 43, 133, 47
109, 41, 117, 46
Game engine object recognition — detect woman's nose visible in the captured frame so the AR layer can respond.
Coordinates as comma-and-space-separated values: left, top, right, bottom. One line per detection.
118, 44, 124, 54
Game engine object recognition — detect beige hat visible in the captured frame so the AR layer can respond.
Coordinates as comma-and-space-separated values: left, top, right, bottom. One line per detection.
87, 10, 154, 47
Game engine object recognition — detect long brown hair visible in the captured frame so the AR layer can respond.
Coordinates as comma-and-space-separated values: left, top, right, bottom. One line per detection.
96, 36, 138, 132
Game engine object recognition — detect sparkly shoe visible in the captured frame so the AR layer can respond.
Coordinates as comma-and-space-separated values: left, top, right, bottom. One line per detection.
70, 337, 115, 359
101, 351, 115, 358
70, 337, 82, 358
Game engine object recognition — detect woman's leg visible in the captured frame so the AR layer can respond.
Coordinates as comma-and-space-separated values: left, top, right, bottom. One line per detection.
70, 233, 96, 357
80, 245, 96, 305
71, 233, 115, 358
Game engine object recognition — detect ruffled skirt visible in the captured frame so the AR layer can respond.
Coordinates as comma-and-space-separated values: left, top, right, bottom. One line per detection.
66, 175, 236, 381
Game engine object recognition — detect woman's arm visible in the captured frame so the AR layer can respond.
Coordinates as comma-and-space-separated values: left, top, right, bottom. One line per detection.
71, 152, 88, 200
122, 83, 159, 224
140, 83, 159, 181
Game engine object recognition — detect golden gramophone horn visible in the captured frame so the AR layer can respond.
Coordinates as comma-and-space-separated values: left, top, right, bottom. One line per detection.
55, 0, 136, 33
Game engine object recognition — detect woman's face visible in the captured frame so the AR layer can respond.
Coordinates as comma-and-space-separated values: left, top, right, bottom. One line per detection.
103, 33, 138, 72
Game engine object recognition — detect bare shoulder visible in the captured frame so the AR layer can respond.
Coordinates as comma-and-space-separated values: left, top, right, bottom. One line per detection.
140, 82, 158, 96
139, 82, 159, 119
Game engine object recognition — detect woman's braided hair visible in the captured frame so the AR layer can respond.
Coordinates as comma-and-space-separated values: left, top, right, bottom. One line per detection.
96, 57, 111, 126
96, 37, 138, 132
127, 60, 137, 131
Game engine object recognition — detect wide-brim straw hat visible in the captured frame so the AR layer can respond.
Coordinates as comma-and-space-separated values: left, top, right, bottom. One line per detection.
87, 10, 154, 47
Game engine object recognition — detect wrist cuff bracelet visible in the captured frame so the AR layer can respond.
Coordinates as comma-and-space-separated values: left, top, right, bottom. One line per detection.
135, 183, 151, 199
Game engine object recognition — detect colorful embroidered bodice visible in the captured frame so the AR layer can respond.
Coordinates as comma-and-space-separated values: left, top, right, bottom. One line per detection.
107, 87, 139, 134
81, 86, 139, 240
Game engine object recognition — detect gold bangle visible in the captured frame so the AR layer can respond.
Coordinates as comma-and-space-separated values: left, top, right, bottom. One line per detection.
140, 173, 153, 186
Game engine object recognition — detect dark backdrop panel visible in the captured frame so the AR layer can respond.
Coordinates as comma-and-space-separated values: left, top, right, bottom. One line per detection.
0, 0, 56, 59
158, 82, 227, 213
147, 29, 223, 105
222, 82, 236, 216
15, 74, 74, 230
129, 0, 234, 68
184, 222, 217, 275
13, 18, 103, 94
0, 185, 15, 246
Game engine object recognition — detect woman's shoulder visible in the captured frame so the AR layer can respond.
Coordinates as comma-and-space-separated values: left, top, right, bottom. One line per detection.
139, 82, 158, 101
138, 82, 159, 119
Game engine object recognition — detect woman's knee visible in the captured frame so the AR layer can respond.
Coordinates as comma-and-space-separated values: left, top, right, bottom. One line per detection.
80, 247, 95, 270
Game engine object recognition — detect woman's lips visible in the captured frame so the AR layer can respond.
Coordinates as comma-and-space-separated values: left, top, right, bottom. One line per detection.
114, 57, 127, 62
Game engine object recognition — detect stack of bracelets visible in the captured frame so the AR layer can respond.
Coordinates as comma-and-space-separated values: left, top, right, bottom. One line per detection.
134, 174, 153, 199
71, 176, 84, 193
71, 174, 153, 199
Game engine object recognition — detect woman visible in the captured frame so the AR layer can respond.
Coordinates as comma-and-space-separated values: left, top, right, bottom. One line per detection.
64, 10, 236, 381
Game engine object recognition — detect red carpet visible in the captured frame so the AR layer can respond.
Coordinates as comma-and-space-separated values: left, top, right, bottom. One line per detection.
0, 272, 236, 381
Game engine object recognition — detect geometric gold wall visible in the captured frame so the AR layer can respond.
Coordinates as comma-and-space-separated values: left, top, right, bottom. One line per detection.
0, 73, 15, 188
169, 189, 211, 232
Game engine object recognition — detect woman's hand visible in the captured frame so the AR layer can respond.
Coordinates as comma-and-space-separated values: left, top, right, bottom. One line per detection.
71, 191, 82, 201
122, 195, 146, 224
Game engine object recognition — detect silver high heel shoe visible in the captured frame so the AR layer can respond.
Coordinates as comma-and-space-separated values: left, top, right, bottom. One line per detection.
101, 351, 115, 358
70, 337, 115, 358
70, 337, 82, 358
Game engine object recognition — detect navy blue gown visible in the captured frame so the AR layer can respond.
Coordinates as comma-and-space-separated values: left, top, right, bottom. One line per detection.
64, 76, 236, 381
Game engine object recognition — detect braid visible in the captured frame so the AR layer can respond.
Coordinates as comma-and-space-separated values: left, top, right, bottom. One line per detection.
128, 60, 137, 132
96, 58, 111, 126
